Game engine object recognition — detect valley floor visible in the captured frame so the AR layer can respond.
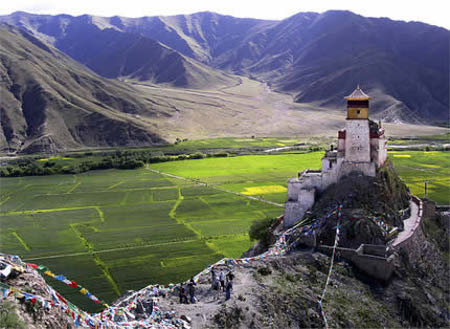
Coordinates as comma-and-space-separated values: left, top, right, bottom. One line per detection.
132, 78, 448, 142
0, 150, 448, 312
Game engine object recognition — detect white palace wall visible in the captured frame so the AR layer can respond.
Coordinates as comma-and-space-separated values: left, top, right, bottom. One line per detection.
344, 120, 371, 162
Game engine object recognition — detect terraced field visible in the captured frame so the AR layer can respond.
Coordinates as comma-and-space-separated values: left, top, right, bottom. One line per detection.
0, 168, 281, 311
152, 151, 449, 205
0, 150, 447, 311
151, 152, 324, 204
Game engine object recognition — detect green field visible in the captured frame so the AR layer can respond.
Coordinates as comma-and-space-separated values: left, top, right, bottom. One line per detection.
389, 151, 449, 204
0, 168, 281, 311
151, 151, 449, 205
1, 150, 448, 312
151, 152, 324, 204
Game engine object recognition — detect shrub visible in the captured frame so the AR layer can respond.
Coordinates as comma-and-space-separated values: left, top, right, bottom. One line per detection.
212, 152, 229, 158
189, 152, 206, 159
0, 301, 26, 328
249, 217, 277, 248
257, 266, 272, 276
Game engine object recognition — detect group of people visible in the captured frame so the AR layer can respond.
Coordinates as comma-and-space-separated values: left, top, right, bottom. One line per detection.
211, 268, 234, 301
178, 277, 197, 304
177, 267, 236, 305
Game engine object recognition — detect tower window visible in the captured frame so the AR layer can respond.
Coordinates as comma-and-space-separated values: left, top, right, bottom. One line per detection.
357, 110, 361, 114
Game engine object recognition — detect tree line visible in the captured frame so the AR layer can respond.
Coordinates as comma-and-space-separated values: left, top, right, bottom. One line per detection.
0, 151, 229, 177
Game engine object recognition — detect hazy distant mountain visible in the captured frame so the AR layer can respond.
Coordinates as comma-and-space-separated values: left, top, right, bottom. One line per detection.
0, 25, 170, 153
106, 10, 447, 124
0, 12, 237, 89
1, 10, 448, 124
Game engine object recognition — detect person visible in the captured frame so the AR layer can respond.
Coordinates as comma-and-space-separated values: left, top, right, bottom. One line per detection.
225, 280, 233, 301
142, 298, 153, 315
178, 284, 183, 303
179, 285, 188, 304
211, 269, 219, 290
183, 285, 189, 304
219, 271, 225, 292
226, 269, 234, 282
188, 277, 196, 303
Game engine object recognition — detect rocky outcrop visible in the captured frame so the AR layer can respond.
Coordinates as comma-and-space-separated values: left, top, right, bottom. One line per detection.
0, 256, 75, 329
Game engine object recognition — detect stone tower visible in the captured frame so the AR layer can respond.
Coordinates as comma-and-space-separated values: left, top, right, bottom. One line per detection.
283, 85, 388, 228
343, 85, 371, 162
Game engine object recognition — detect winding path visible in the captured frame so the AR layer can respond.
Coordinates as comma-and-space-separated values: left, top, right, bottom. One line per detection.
391, 197, 422, 249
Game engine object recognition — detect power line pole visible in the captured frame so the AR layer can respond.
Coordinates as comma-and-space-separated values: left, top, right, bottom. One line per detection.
424, 180, 433, 198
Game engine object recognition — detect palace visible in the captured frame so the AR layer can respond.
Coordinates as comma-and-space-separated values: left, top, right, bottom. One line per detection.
284, 86, 388, 228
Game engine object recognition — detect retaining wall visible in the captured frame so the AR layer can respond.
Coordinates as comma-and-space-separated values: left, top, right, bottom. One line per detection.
317, 245, 394, 281
391, 196, 423, 253
292, 196, 425, 281
317, 196, 424, 280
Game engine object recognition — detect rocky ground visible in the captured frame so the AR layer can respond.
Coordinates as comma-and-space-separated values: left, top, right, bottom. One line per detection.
310, 160, 411, 248
0, 260, 76, 329
156, 230, 449, 329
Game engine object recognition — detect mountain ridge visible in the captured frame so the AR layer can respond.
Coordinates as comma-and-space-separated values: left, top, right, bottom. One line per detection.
0, 24, 171, 153
0, 12, 238, 89
1, 10, 447, 124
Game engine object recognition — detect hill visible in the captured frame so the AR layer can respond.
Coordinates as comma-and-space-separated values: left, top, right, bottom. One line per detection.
0, 24, 170, 153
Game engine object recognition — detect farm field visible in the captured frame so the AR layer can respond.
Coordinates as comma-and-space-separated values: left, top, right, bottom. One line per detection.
151, 152, 324, 204
0, 168, 281, 312
0, 149, 448, 311
389, 151, 449, 204
151, 151, 449, 205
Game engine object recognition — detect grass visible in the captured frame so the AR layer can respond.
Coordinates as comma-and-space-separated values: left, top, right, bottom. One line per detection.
388, 132, 449, 145
0, 301, 26, 328
0, 168, 280, 312
151, 150, 448, 204
170, 137, 302, 150
389, 151, 449, 204
151, 152, 323, 203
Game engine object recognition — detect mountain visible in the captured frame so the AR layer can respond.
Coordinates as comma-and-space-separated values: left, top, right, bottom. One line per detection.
111, 10, 447, 124
0, 12, 237, 89
0, 24, 172, 153
0, 10, 448, 125
252, 11, 449, 124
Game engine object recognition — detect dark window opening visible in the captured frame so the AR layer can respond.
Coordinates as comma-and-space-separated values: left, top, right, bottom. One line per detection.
348, 100, 369, 108
357, 110, 361, 114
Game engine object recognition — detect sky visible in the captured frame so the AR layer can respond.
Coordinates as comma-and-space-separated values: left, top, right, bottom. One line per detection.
0, 0, 448, 29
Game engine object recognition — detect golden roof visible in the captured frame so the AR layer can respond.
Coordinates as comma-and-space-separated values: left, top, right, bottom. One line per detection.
345, 85, 371, 100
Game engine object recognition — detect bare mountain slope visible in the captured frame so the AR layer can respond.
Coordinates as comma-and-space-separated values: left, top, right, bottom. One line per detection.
0, 12, 238, 89
0, 24, 169, 153
2, 10, 447, 123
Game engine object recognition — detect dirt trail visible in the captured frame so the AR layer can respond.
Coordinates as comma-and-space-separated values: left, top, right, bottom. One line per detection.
147, 166, 283, 207
156, 261, 276, 329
